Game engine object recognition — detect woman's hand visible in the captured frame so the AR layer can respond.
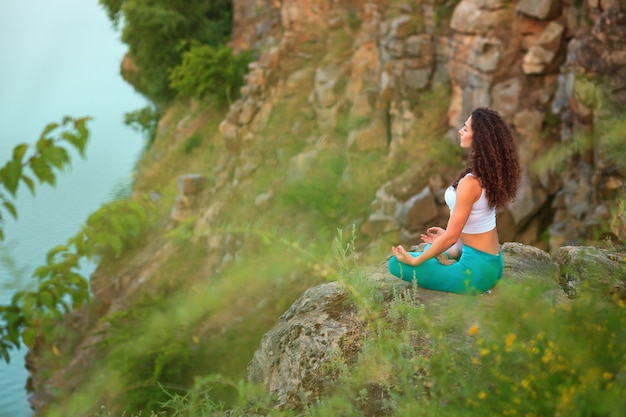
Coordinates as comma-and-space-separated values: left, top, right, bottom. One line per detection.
391, 245, 418, 266
421, 227, 445, 244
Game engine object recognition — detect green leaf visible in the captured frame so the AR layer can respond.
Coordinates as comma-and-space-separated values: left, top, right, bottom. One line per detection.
29, 156, 56, 185
0, 160, 22, 196
20, 174, 35, 195
22, 328, 36, 348
73, 117, 91, 157
39, 122, 59, 140
39, 291, 55, 310
12, 143, 29, 162
20, 293, 36, 315
41, 145, 70, 170
35, 137, 54, 153
0, 348, 9, 364
46, 244, 68, 265
2, 201, 17, 219
32, 265, 52, 280
108, 235, 123, 257
10, 290, 24, 304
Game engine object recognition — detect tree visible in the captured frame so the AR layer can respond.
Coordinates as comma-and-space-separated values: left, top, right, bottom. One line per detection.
99, 0, 233, 104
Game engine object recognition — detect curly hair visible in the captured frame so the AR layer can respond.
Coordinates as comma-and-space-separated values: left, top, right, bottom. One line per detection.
453, 107, 520, 209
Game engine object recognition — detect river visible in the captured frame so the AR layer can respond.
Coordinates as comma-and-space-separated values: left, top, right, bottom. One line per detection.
0, 1, 147, 415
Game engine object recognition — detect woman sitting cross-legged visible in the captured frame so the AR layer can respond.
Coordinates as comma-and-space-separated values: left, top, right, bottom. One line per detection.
388, 107, 521, 294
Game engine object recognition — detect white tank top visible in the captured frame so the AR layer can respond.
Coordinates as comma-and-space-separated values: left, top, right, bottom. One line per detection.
444, 174, 496, 234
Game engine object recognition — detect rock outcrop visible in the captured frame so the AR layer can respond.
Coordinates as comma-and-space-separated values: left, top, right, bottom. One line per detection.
225, 0, 626, 253
247, 242, 625, 411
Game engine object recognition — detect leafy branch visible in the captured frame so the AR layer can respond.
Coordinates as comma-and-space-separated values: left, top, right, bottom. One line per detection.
0, 197, 153, 363
0, 117, 154, 363
0, 116, 91, 240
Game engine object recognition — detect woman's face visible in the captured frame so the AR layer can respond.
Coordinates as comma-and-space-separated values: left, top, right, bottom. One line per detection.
458, 116, 473, 149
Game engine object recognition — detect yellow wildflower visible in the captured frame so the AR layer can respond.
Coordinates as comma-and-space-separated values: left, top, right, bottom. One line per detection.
521, 378, 531, 391
505, 333, 517, 350
542, 349, 554, 363
468, 324, 479, 337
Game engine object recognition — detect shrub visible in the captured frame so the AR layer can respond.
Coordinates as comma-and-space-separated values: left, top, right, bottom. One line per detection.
169, 44, 254, 106
124, 105, 161, 144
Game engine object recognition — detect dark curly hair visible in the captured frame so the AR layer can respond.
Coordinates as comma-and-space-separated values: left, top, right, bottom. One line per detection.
452, 107, 520, 209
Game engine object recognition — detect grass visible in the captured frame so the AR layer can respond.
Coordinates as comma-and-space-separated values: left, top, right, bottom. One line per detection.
131, 258, 626, 417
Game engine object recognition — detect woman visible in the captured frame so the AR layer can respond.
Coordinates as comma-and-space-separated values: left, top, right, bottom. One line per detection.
388, 107, 520, 294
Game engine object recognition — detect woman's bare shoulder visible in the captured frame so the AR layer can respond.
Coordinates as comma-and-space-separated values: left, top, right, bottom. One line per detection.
457, 174, 482, 199
458, 174, 481, 188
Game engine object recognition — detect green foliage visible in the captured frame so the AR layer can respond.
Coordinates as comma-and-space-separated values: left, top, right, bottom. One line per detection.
279, 151, 350, 224
77, 198, 153, 260
124, 105, 161, 144
434, 0, 462, 27
333, 225, 359, 274
160, 376, 228, 416
159, 375, 275, 417
423, 288, 626, 417
183, 135, 203, 154
0, 116, 90, 241
98, 0, 233, 104
533, 78, 626, 176
595, 109, 626, 173
169, 44, 254, 106
531, 129, 588, 174
386, 82, 458, 179
610, 189, 626, 243
166, 216, 196, 245
346, 6, 362, 31
0, 243, 29, 292
0, 198, 152, 363
108, 176, 134, 201
96, 404, 163, 417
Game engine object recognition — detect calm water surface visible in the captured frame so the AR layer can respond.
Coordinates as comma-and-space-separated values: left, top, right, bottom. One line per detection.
0, 1, 147, 415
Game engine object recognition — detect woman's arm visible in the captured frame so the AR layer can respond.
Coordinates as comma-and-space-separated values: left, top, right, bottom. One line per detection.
392, 176, 481, 266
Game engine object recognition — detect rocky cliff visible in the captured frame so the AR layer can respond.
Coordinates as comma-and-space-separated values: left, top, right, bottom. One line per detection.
28, 0, 626, 415
224, 0, 625, 251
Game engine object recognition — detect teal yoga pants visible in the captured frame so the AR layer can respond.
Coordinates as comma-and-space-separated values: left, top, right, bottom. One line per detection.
387, 245, 503, 294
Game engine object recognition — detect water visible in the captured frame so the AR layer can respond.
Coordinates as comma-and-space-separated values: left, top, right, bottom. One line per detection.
0, 1, 147, 415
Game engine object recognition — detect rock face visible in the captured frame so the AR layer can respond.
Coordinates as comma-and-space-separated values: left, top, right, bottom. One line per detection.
247, 282, 356, 410
246, 243, 625, 411
227, 0, 626, 252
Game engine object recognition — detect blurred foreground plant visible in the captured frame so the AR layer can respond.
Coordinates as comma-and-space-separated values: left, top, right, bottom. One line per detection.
0, 197, 153, 362
0, 116, 90, 241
